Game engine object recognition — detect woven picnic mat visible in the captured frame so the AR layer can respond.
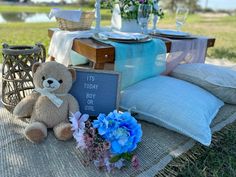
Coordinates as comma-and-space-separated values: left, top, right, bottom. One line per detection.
1, 65, 236, 176
1, 99, 236, 177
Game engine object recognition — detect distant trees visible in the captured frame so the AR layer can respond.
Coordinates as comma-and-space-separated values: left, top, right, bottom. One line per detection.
0, 0, 30, 2
162, 0, 200, 13
1, 0, 19, 2
75, 0, 94, 7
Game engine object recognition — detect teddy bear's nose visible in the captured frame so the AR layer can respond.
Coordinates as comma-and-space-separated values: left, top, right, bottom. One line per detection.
47, 80, 53, 84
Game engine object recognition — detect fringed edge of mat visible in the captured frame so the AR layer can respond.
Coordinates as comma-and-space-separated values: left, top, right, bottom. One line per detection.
155, 112, 236, 177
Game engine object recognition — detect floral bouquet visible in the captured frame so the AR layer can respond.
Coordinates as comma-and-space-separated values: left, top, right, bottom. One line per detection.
70, 110, 142, 172
102, 0, 164, 20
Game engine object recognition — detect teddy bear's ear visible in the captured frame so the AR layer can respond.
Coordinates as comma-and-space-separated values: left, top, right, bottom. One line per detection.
32, 62, 41, 74
68, 68, 76, 81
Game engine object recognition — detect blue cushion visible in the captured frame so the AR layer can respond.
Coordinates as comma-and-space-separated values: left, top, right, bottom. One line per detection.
70, 50, 88, 65
120, 76, 224, 146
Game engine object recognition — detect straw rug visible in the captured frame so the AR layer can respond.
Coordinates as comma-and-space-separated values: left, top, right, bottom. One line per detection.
1, 64, 236, 177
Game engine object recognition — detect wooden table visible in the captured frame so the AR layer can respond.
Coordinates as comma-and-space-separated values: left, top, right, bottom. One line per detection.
48, 28, 215, 70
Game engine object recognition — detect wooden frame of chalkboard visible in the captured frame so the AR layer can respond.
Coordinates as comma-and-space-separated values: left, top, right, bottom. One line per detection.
69, 67, 121, 117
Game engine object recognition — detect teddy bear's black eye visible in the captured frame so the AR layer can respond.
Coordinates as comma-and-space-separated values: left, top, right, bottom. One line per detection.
42, 76, 45, 80
59, 80, 63, 84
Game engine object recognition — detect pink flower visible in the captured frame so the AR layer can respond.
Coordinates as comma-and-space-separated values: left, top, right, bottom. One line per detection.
70, 111, 89, 131
70, 111, 89, 149
132, 155, 140, 170
73, 129, 86, 149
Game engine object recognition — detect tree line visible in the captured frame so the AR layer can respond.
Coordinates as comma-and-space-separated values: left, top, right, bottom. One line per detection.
162, 0, 200, 13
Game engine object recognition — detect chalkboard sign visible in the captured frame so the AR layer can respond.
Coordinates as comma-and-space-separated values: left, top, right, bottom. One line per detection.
70, 68, 121, 116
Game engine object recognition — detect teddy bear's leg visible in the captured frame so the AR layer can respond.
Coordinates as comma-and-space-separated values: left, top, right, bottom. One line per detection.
25, 122, 47, 143
53, 122, 72, 141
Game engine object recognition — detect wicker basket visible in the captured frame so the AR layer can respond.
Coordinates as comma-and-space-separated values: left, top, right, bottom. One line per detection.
56, 11, 95, 31
1, 43, 46, 112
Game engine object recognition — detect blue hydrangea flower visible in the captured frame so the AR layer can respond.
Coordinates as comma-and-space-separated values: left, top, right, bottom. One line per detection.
93, 110, 142, 155
109, 115, 142, 154
92, 113, 109, 135
92, 112, 119, 136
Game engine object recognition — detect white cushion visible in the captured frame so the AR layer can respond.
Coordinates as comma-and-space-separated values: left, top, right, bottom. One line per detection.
120, 76, 224, 146
171, 63, 236, 104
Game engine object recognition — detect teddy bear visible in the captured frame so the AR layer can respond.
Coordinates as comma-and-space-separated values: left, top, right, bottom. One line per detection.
13, 61, 79, 143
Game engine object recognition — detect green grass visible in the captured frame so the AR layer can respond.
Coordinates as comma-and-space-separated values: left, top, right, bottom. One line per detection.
0, 7, 236, 176
0, 4, 74, 13
0, 5, 235, 62
177, 122, 236, 177
0, 4, 95, 13
158, 14, 236, 61
0, 22, 55, 55
0, 4, 111, 17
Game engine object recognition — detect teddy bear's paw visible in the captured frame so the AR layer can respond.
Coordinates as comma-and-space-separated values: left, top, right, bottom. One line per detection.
53, 122, 72, 141
25, 122, 47, 143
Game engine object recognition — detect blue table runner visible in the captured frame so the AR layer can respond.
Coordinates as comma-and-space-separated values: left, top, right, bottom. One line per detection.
105, 38, 166, 89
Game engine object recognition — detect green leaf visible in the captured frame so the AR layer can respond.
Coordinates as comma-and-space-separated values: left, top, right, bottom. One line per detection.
121, 153, 134, 161
109, 155, 122, 163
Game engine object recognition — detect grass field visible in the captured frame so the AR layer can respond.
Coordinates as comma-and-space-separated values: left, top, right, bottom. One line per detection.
0, 4, 236, 177
0, 5, 236, 63
177, 124, 236, 177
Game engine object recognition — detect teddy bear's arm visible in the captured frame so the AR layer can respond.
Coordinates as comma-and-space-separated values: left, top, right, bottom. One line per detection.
68, 94, 79, 114
13, 92, 40, 119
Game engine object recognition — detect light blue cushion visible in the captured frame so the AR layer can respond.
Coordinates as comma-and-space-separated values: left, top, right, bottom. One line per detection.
171, 63, 236, 104
120, 76, 224, 146
70, 50, 88, 65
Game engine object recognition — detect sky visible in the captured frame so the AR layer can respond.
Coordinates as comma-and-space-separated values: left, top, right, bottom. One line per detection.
198, 0, 236, 10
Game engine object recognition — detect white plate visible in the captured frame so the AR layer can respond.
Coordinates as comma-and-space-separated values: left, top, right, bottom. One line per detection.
92, 33, 152, 43
156, 29, 190, 37
97, 31, 149, 40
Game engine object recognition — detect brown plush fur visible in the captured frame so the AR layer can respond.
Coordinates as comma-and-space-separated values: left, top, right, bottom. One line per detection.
13, 61, 79, 143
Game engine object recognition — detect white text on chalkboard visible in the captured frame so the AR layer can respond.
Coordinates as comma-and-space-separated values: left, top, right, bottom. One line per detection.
87, 75, 95, 82
84, 83, 98, 90
70, 69, 120, 116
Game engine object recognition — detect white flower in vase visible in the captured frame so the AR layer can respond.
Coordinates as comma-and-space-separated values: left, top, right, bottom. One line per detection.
102, 0, 164, 33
